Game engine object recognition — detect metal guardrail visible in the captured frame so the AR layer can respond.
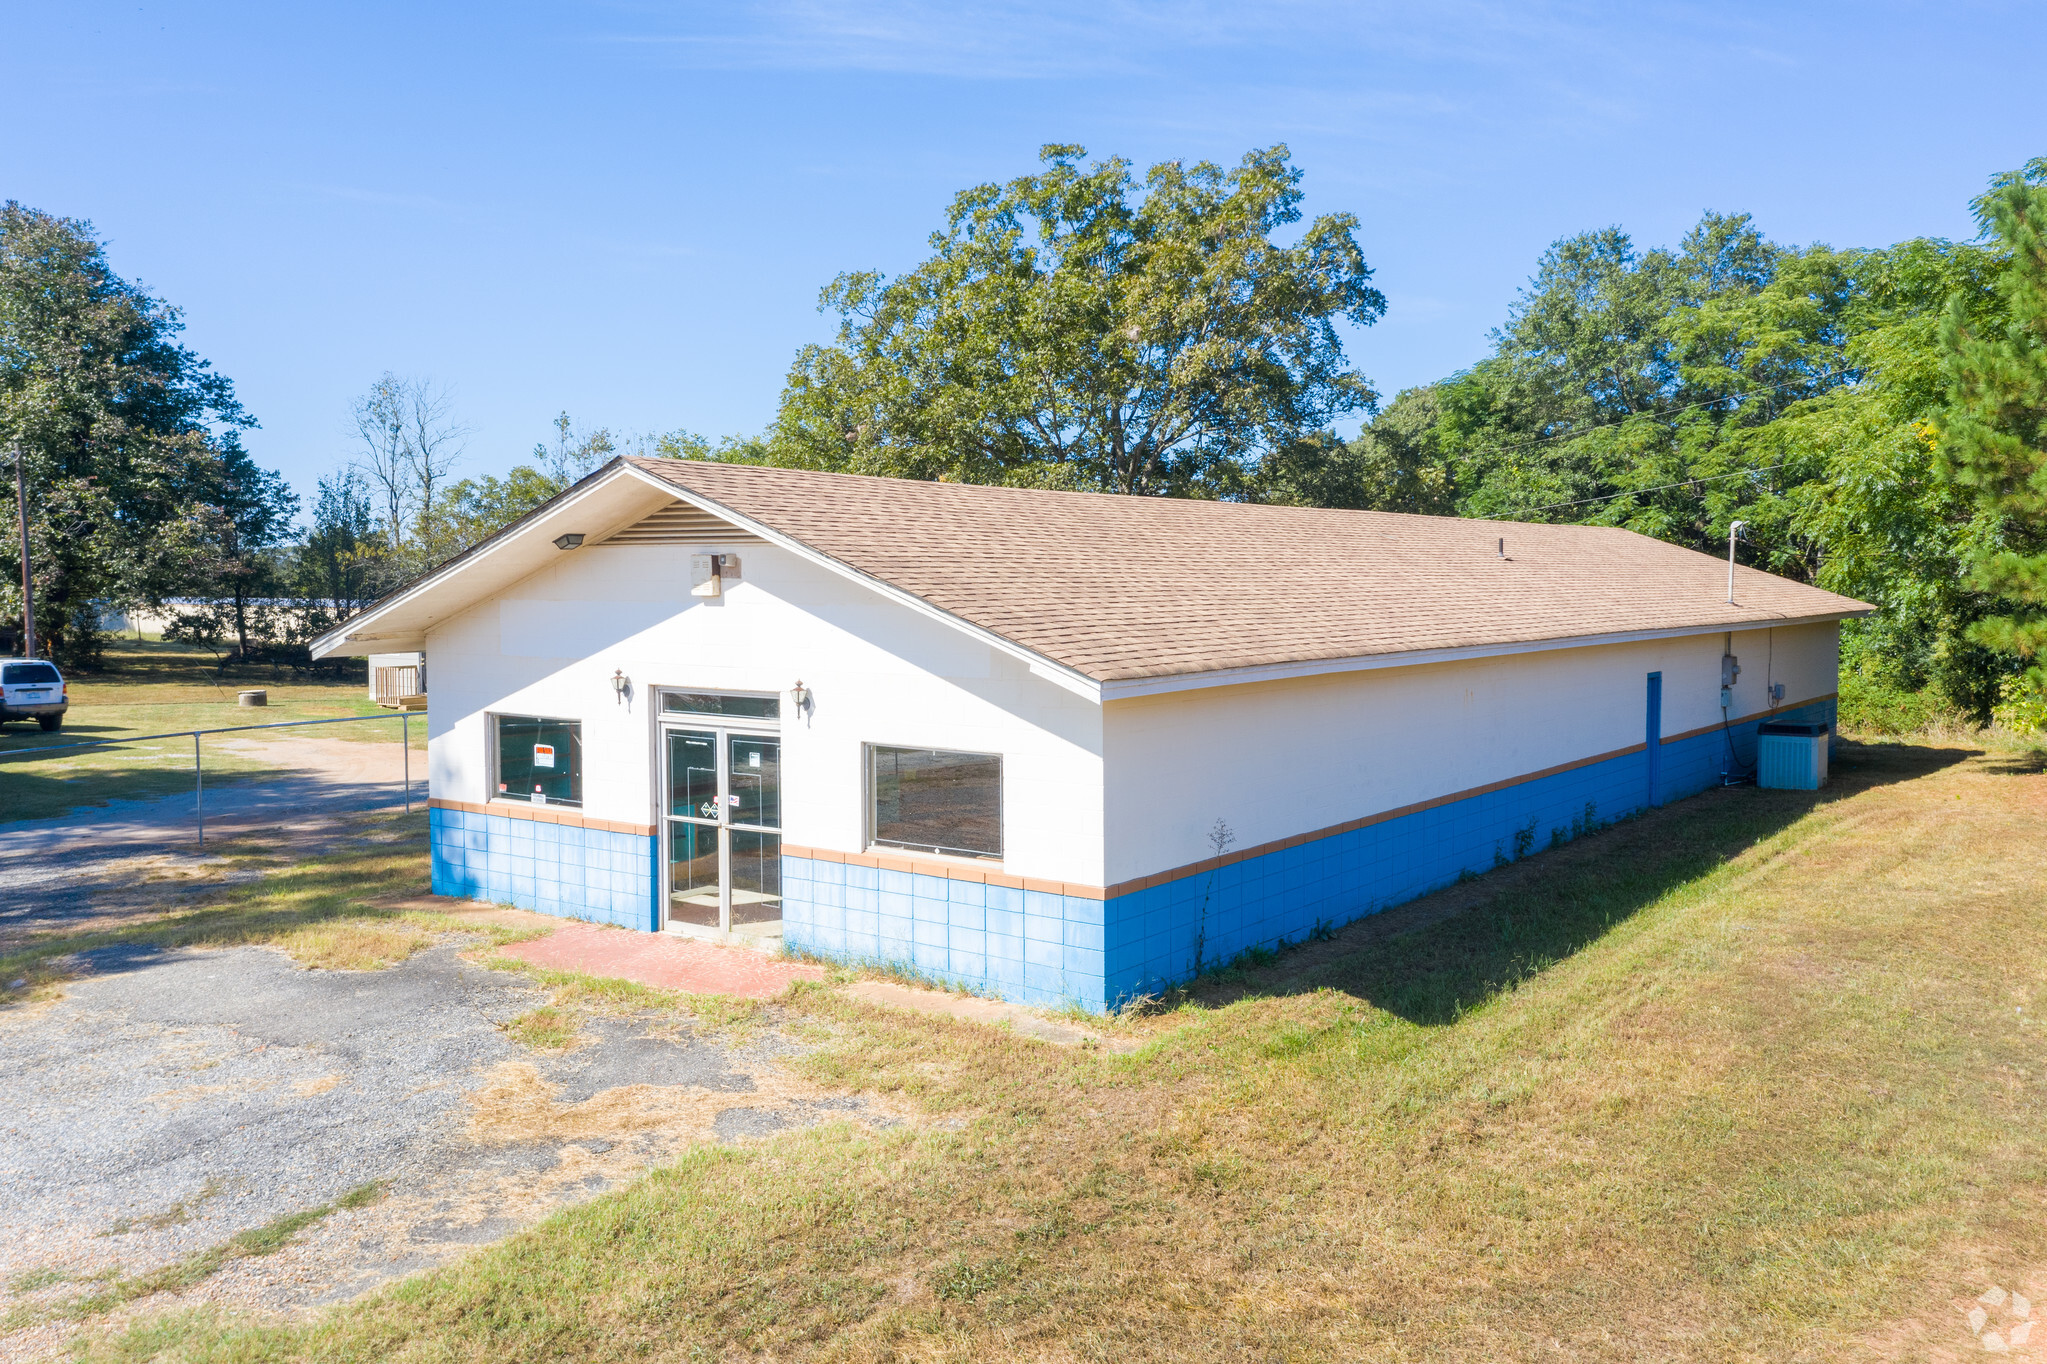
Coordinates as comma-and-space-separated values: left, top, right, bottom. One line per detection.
0, 711, 418, 847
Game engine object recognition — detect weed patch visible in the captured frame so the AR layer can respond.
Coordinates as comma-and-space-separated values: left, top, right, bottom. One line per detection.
500, 1006, 581, 1052
101, 1180, 225, 1237
270, 920, 431, 971
18, 1182, 387, 1328
932, 1254, 1013, 1301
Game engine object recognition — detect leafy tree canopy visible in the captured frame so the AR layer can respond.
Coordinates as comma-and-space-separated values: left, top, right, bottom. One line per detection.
1272, 206, 2020, 714
759, 144, 1385, 496
0, 201, 269, 667
1940, 157, 2047, 685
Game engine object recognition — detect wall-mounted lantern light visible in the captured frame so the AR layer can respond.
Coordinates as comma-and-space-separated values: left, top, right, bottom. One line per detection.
790, 679, 813, 719
554, 533, 585, 551
611, 668, 631, 704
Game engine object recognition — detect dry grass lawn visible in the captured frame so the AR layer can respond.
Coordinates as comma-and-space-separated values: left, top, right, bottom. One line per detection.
0, 636, 417, 824
63, 738, 2047, 1362
0, 812, 533, 1001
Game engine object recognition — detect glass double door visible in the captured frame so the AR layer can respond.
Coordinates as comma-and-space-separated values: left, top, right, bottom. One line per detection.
664, 727, 781, 939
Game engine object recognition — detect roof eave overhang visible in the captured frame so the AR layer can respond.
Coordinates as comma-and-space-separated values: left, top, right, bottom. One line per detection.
308, 460, 1104, 699
307, 463, 653, 660
637, 467, 1104, 701
1096, 609, 1872, 701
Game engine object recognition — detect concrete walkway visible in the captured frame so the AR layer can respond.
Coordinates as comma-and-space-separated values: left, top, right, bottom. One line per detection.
379, 898, 829, 1000
495, 920, 829, 999
405, 900, 1126, 1038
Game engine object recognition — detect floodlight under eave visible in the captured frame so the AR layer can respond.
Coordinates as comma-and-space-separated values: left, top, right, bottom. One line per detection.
554, 533, 585, 550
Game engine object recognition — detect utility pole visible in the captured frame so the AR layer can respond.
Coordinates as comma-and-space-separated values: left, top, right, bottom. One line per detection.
12, 444, 33, 660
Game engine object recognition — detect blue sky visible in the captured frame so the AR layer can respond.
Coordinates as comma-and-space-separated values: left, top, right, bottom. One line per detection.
5, 1, 2042, 511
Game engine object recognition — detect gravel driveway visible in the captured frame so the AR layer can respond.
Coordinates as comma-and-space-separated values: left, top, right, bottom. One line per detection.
0, 830, 896, 1360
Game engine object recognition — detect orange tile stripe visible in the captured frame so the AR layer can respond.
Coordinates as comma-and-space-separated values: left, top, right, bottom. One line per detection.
1658, 691, 1834, 746
428, 797, 656, 839
436, 691, 1832, 905
778, 842, 1105, 901
1094, 691, 1837, 899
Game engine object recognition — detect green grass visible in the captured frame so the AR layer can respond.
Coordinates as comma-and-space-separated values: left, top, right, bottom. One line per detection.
58, 736, 2047, 1362
0, 636, 420, 824
500, 1006, 582, 1051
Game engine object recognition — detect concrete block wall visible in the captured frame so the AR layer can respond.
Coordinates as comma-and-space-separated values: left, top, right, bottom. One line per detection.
430, 805, 658, 931
1097, 696, 1836, 1008
780, 696, 1834, 1013
781, 857, 1105, 1009
427, 693, 1835, 1016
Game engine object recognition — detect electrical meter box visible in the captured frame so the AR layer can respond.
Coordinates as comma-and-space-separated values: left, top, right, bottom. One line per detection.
1756, 721, 1829, 790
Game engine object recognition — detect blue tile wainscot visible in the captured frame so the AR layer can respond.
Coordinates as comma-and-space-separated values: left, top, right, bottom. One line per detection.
780, 695, 1835, 1015
429, 799, 659, 931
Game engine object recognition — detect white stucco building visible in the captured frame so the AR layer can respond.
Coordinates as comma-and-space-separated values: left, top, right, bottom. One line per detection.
310, 457, 1868, 1011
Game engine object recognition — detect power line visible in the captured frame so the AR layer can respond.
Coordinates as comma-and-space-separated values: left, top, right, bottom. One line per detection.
1461, 370, 1850, 464
1505, 461, 1792, 518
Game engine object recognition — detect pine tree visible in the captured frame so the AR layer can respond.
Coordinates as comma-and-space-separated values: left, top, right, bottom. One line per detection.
1940, 158, 2047, 683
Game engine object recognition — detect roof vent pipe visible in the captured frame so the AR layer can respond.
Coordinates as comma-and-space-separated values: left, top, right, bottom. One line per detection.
1497, 537, 1504, 559
1726, 521, 1748, 603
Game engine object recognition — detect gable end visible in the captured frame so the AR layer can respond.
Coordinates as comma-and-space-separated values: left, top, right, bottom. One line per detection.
599, 500, 764, 546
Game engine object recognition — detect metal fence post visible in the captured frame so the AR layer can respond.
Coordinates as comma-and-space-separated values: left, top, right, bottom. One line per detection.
0, 713, 446, 848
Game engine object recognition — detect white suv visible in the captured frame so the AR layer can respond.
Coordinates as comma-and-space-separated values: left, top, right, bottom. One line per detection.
0, 659, 67, 732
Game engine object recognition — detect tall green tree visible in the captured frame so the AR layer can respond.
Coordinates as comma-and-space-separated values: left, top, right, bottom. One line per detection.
762, 144, 1385, 496
1251, 387, 1456, 513
0, 202, 261, 668
410, 412, 617, 567
296, 469, 385, 621
1431, 212, 1855, 564
163, 436, 299, 660
1765, 236, 2009, 709
1940, 157, 2047, 686
1361, 206, 2019, 713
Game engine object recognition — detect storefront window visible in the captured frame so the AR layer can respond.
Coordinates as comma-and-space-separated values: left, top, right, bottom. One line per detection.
495, 714, 582, 808
869, 746, 1001, 858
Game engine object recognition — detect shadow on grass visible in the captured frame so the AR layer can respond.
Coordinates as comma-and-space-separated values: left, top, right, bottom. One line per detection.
0, 812, 439, 997
0, 721, 127, 746
0, 763, 276, 828
1980, 747, 2047, 777
1192, 741, 1975, 1027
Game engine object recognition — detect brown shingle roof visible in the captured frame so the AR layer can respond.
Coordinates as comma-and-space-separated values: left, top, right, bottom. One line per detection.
628, 457, 1870, 684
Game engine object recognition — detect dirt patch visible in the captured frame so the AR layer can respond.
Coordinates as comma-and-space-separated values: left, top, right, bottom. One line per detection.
466, 1058, 906, 1149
